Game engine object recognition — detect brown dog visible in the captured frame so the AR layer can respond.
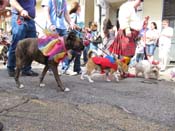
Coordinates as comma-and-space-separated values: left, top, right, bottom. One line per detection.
81, 51, 119, 83
15, 31, 84, 92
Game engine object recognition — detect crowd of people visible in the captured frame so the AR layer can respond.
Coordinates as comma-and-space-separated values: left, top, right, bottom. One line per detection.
0, 0, 174, 78
102, 0, 174, 75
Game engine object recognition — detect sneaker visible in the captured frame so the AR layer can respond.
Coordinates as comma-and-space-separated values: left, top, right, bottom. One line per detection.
8, 70, 15, 77
65, 70, 77, 76
22, 70, 39, 76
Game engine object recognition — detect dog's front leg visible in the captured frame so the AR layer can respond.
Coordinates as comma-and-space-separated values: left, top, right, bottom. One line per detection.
86, 70, 94, 83
50, 64, 70, 92
39, 65, 49, 87
114, 72, 119, 82
144, 72, 149, 79
155, 72, 159, 80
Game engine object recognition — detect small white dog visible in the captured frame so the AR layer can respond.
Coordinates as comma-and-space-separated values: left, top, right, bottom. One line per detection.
135, 60, 160, 79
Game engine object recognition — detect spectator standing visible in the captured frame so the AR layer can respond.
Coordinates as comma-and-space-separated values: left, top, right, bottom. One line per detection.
41, 0, 74, 35
109, 0, 143, 60
63, 1, 84, 75
89, 22, 102, 56
158, 19, 174, 71
41, 0, 76, 75
102, 18, 116, 56
145, 22, 159, 63
135, 40, 145, 63
7, 0, 38, 77
82, 27, 91, 65
138, 16, 149, 60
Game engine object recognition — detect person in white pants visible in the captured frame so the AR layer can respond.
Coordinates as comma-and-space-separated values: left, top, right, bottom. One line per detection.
158, 19, 173, 71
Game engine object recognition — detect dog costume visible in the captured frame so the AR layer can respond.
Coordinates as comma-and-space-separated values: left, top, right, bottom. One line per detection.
92, 55, 118, 70
38, 33, 67, 63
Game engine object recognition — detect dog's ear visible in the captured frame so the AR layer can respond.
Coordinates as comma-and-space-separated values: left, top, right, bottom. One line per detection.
79, 38, 84, 51
67, 31, 76, 40
65, 39, 73, 50
64, 31, 76, 50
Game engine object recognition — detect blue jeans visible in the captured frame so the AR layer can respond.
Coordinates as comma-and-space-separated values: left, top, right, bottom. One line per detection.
146, 44, 156, 56
136, 53, 144, 62
90, 43, 98, 52
61, 30, 82, 73
56, 28, 67, 36
68, 50, 81, 73
7, 15, 37, 72
83, 45, 90, 63
62, 50, 81, 73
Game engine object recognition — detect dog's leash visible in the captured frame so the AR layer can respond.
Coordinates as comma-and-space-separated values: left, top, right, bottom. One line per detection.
93, 39, 118, 59
27, 16, 58, 35
13, 12, 53, 34
28, 16, 46, 32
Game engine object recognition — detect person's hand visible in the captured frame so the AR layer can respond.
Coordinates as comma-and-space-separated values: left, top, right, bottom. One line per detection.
49, 24, 56, 32
69, 22, 76, 30
20, 9, 29, 18
126, 32, 132, 37
125, 28, 132, 37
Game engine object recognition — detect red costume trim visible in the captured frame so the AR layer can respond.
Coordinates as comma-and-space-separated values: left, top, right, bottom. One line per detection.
92, 57, 118, 70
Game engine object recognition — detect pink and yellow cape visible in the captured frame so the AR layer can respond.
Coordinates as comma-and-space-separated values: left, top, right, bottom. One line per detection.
38, 33, 67, 63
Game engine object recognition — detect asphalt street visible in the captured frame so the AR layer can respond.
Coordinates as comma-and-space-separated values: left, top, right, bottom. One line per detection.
0, 62, 175, 131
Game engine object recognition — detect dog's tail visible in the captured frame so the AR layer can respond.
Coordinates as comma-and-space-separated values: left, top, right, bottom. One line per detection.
87, 50, 95, 59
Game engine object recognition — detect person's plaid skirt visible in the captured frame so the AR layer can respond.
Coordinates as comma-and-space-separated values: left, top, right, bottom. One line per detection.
109, 29, 139, 57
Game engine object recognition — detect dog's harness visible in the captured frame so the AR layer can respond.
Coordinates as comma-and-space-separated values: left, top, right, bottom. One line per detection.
38, 33, 67, 63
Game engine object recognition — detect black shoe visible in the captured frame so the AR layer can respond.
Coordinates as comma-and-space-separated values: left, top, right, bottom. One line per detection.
76, 70, 82, 75
8, 70, 15, 77
22, 70, 39, 76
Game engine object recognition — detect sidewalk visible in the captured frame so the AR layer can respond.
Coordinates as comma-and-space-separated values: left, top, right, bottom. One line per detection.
159, 64, 175, 81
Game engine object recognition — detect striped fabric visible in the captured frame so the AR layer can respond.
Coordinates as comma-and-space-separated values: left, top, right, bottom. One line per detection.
38, 34, 67, 63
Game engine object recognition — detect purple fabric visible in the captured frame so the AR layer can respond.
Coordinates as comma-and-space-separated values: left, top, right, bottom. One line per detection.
12, 0, 36, 18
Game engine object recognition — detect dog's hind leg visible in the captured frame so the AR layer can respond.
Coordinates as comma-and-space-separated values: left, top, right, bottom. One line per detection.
106, 73, 111, 82
49, 63, 70, 92
39, 65, 49, 87
15, 67, 24, 89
